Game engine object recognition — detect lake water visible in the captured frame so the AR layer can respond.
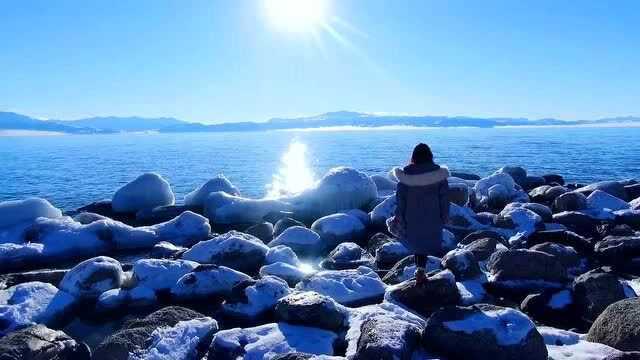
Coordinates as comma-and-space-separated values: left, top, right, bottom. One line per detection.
1, 126, 639, 210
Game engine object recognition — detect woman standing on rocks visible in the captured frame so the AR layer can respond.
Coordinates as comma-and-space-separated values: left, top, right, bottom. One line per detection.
391, 143, 450, 284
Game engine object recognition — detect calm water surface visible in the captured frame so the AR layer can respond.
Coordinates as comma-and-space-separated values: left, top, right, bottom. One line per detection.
1, 127, 638, 210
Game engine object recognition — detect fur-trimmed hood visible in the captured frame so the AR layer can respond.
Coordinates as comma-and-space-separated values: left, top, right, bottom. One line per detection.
393, 165, 449, 187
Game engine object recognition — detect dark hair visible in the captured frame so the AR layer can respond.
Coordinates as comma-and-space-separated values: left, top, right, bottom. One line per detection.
411, 143, 433, 164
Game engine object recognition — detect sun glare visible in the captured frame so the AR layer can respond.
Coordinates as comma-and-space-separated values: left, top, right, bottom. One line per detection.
266, 141, 316, 198
264, 0, 328, 33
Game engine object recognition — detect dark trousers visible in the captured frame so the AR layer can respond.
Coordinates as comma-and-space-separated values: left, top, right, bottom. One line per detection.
415, 254, 428, 269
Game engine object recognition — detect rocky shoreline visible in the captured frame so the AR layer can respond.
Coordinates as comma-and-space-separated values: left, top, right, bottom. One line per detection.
1, 166, 640, 359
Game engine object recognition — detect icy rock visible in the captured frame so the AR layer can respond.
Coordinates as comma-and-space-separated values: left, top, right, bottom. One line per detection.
368, 195, 396, 228
311, 213, 366, 252
245, 222, 275, 243
0, 324, 91, 360
385, 270, 460, 317
370, 174, 397, 192
587, 190, 630, 211
208, 322, 338, 360
170, 264, 252, 301
0, 281, 75, 336
497, 166, 528, 188
222, 276, 291, 320
112, 173, 175, 213
131, 258, 199, 292
474, 171, 527, 210
273, 217, 306, 238
441, 248, 482, 281
496, 203, 544, 236
260, 262, 306, 287
147, 210, 211, 247
0, 197, 62, 229
265, 245, 301, 266
269, 226, 324, 258
184, 175, 240, 206
423, 304, 547, 360
296, 266, 386, 306
448, 203, 488, 231
448, 177, 470, 206
289, 167, 378, 221
352, 316, 421, 360
59, 256, 124, 299
587, 298, 640, 352
204, 191, 291, 225
374, 240, 411, 270
320, 242, 375, 270
594, 235, 640, 269
572, 268, 627, 322
96, 286, 157, 313
274, 291, 348, 332
149, 241, 187, 259
182, 231, 268, 274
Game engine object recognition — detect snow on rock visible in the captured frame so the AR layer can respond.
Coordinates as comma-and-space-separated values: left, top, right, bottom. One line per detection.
370, 174, 397, 193
548, 289, 573, 309
265, 245, 301, 266
456, 277, 488, 305
474, 171, 529, 209
112, 173, 175, 213
260, 262, 306, 287
289, 167, 378, 221
182, 231, 268, 274
208, 322, 338, 359
369, 195, 396, 228
148, 211, 211, 247
268, 226, 324, 258
274, 291, 349, 332
497, 203, 543, 237
171, 265, 252, 301
448, 203, 487, 231
321, 242, 375, 270
59, 256, 124, 299
381, 255, 442, 285
443, 307, 535, 345
311, 213, 366, 252
131, 258, 199, 292
538, 327, 622, 360
183, 175, 240, 207
204, 191, 291, 225
130, 317, 218, 360
222, 276, 291, 319
96, 286, 157, 312
296, 266, 386, 306
586, 190, 630, 211
0, 281, 75, 336
0, 197, 62, 229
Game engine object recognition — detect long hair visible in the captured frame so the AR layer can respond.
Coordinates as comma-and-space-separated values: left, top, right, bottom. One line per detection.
411, 143, 434, 164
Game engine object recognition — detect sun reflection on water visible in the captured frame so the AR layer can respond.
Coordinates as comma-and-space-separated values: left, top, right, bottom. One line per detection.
266, 141, 316, 198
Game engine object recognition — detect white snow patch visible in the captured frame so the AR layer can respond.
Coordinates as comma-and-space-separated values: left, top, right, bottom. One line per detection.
223, 276, 291, 318
539, 328, 622, 360
268, 226, 323, 257
259, 262, 306, 286
204, 191, 291, 225
548, 290, 573, 309
171, 265, 252, 300
443, 307, 535, 346
132, 258, 199, 292
182, 230, 268, 264
296, 266, 385, 305
456, 277, 487, 305
586, 190, 630, 212
0, 197, 62, 229
369, 196, 396, 227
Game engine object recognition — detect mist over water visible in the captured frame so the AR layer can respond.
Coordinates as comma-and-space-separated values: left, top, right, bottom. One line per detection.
1, 126, 639, 210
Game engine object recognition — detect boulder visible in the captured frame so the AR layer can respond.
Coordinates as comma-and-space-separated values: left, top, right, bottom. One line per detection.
274, 291, 348, 332
385, 270, 461, 317
382, 255, 442, 285
149, 241, 187, 259
311, 213, 366, 252
423, 304, 547, 360
112, 173, 175, 213
131, 258, 199, 293
269, 226, 324, 258
487, 249, 568, 291
265, 245, 301, 266
552, 211, 600, 237
170, 264, 252, 301
553, 192, 588, 213
375, 241, 411, 270
59, 256, 124, 299
588, 190, 630, 211
353, 316, 421, 360
577, 181, 629, 201
96, 286, 157, 313
595, 235, 640, 270
520, 289, 576, 328
527, 229, 594, 255
320, 242, 375, 270
523, 176, 546, 191
530, 185, 568, 204
222, 276, 291, 321
498, 166, 528, 187
462, 237, 499, 261
259, 262, 306, 287
0, 197, 62, 229
451, 172, 481, 180
273, 217, 306, 238
204, 191, 291, 225
615, 210, 640, 230
296, 266, 386, 306
448, 177, 470, 206
573, 268, 627, 322
461, 229, 507, 246
441, 248, 482, 281
182, 231, 268, 274
369, 196, 396, 228
588, 298, 640, 352
474, 171, 528, 210
0, 325, 90, 360
625, 184, 640, 200
245, 222, 274, 243
496, 203, 544, 235
370, 174, 397, 193
134, 205, 200, 226
529, 242, 582, 271
184, 175, 240, 206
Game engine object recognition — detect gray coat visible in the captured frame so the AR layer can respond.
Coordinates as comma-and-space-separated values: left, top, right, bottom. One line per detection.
394, 163, 450, 256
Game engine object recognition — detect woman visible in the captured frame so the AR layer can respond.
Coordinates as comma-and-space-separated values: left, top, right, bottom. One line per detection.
392, 143, 450, 284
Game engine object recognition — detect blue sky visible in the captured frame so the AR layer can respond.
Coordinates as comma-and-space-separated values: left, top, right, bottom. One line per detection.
1, 0, 638, 123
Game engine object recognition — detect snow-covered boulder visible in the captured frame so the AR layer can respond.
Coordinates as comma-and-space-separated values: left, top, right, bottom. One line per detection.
289, 167, 378, 221
370, 174, 397, 193
586, 190, 630, 211
130, 317, 218, 360
259, 262, 307, 287
368, 195, 396, 228
520, 289, 575, 329
184, 175, 240, 207
59, 256, 124, 299
540, 326, 622, 360
274, 291, 348, 332
320, 242, 375, 270
204, 191, 291, 225
441, 248, 482, 281
374, 240, 411, 270
423, 304, 547, 360
268, 226, 324, 258
474, 171, 528, 210
577, 181, 629, 201
0, 197, 62, 229
112, 173, 175, 213
148, 211, 211, 247
170, 265, 252, 301
96, 286, 157, 313
182, 231, 268, 274
296, 266, 385, 306
496, 203, 544, 238
131, 258, 199, 292
311, 213, 366, 253
385, 270, 460, 317
0, 325, 91, 360
208, 323, 338, 359
149, 241, 187, 259
265, 245, 301, 266
222, 276, 291, 320
0, 282, 75, 336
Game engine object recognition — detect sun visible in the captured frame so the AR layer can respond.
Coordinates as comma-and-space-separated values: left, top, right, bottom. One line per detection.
264, 0, 329, 33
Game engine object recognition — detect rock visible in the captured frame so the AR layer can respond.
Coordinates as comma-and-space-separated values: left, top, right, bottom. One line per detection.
274, 291, 348, 332
259, 262, 306, 286
94, 306, 206, 360
462, 237, 499, 261
625, 184, 640, 200
296, 266, 386, 306
135, 204, 202, 226
577, 181, 629, 201
595, 235, 640, 270
615, 210, 640, 230
552, 211, 600, 237
461, 229, 507, 246
149, 241, 187, 259
0, 268, 67, 290
529, 242, 582, 271
269, 226, 324, 258
289, 167, 378, 221
59, 256, 124, 299
0, 197, 61, 230
496, 203, 544, 236
311, 213, 366, 252
265, 245, 301, 266
520, 203, 553, 222
346, 209, 371, 228
182, 231, 268, 274
523, 176, 546, 191
573, 268, 627, 322
375, 241, 411, 270
474, 171, 528, 210
385, 270, 461, 317
245, 222, 274, 243
488, 184, 512, 209
0, 281, 75, 336
353, 316, 421, 360
96, 286, 157, 313
487, 249, 568, 291
543, 174, 565, 186
371, 174, 397, 192
184, 175, 240, 206
530, 185, 568, 204
112, 173, 175, 213
0, 325, 90, 360
209, 323, 338, 359
222, 276, 291, 321
588, 190, 630, 211
632, 197, 640, 211
423, 304, 547, 360
448, 177, 470, 206
170, 264, 252, 301
599, 223, 636, 237
498, 166, 527, 187
131, 258, 199, 293
204, 191, 291, 225
520, 289, 576, 328
273, 217, 306, 238
441, 248, 482, 281
382, 255, 442, 285
320, 242, 375, 270
553, 192, 588, 213
527, 229, 594, 255
369, 196, 396, 228
588, 298, 640, 352
72, 211, 108, 224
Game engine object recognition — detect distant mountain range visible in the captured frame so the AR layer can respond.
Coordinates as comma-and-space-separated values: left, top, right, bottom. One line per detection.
1, 110, 639, 134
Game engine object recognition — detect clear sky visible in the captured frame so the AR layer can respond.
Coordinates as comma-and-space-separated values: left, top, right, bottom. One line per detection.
1, 0, 638, 123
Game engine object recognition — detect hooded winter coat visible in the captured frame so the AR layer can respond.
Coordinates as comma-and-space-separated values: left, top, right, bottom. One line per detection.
393, 162, 450, 256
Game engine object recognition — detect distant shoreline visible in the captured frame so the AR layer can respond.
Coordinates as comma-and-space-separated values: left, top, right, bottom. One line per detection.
0, 130, 66, 137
